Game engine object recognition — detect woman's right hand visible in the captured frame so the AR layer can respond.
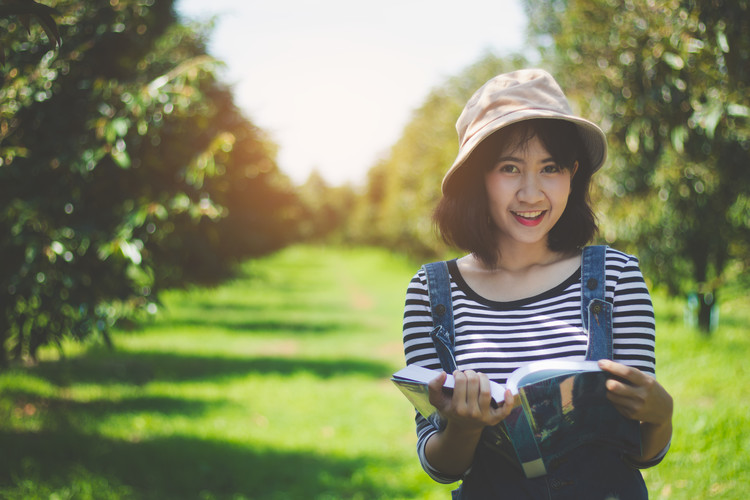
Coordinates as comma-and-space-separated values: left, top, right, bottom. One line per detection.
428, 369, 515, 433
423, 370, 515, 476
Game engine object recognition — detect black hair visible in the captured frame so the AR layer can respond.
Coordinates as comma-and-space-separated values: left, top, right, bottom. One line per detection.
434, 119, 598, 268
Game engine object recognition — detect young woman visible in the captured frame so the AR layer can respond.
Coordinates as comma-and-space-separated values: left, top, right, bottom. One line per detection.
402, 69, 673, 498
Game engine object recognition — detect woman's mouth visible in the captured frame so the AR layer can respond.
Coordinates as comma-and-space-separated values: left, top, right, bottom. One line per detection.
511, 210, 546, 226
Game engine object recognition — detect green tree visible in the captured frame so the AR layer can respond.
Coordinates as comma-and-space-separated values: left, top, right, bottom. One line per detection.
0, 0, 299, 367
524, 0, 750, 331
295, 170, 357, 243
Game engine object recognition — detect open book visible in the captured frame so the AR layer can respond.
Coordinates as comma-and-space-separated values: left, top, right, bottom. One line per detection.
392, 360, 641, 478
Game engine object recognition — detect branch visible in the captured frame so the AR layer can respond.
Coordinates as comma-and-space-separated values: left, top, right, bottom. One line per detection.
0, 0, 62, 64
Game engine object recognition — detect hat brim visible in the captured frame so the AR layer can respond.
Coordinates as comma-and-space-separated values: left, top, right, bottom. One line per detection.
442, 109, 607, 195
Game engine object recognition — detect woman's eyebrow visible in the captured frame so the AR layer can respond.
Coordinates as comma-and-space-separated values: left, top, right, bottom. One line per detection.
496, 155, 521, 162
496, 155, 556, 163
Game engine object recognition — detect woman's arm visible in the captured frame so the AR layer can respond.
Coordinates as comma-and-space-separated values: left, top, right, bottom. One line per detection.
424, 370, 515, 476
605, 251, 672, 463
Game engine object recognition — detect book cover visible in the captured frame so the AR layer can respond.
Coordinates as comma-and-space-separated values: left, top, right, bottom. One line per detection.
392, 361, 642, 478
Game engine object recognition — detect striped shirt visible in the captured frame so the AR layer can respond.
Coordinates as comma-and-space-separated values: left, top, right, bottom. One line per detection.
401, 247, 656, 482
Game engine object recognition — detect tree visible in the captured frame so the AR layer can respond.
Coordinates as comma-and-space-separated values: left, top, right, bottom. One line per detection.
524, 0, 750, 332
0, 0, 300, 367
294, 170, 357, 243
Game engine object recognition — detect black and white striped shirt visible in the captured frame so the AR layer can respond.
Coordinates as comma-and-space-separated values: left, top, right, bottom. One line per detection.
401, 247, 656, 482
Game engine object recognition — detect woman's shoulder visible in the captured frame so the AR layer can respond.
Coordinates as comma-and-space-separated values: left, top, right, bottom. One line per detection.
601, 246, 650, 292
411, 258, 462, 281
407, 262, 436, 291
602, 246, 641, 269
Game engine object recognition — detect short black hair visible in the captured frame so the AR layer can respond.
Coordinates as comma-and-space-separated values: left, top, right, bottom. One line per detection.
434, 119, 598, 268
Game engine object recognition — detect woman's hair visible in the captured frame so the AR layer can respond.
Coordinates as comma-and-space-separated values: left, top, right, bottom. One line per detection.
434, 119, 598, 268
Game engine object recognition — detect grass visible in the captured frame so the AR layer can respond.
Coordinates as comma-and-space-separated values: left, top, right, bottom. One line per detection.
1, 245, 748, 499
640, 292, 750, 498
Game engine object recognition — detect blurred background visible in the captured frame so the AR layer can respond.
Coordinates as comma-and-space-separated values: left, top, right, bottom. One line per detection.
1, 0, 748, 498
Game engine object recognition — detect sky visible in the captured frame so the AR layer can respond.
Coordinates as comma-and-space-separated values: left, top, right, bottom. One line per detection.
175, 0, 528, 186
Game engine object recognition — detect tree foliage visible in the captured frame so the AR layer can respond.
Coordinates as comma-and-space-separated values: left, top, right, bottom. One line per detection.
0, 0, 300, 366
0, 0, 61, 64
346, 52, 528, 259
524, 0, 750, 330
295, 170, 357, 244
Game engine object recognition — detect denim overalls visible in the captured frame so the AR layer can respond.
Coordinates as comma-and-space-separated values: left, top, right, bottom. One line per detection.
422, 246, 648, 500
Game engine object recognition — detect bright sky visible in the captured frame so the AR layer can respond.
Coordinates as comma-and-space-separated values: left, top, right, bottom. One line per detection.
176, 0, 528, 186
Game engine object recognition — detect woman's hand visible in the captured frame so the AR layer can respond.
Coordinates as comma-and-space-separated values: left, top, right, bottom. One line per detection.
428, 369, 515, 433
423, 369, 516, 476
598, 359, 674, 462
597, 359, 673, 425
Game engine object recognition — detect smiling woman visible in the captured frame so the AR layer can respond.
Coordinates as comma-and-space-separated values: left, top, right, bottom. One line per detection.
400, 69, 674, 499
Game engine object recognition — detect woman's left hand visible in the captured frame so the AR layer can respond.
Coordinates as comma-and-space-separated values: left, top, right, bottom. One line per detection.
598, 359, 673, 463
597, 359, 673, 426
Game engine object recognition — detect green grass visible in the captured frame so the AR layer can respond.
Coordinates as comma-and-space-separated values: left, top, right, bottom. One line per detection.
1, 245, 748, 499
640, 292, 750, 499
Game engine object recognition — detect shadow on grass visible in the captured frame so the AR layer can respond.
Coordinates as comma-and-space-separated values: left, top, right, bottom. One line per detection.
163, 300, 328, 314
156, 317, 356, 334
1, 352, 412, 498
26, 351, 394, 387
128, 299, 366, 335
0, 429, 414, 499
3, 389, 215, 422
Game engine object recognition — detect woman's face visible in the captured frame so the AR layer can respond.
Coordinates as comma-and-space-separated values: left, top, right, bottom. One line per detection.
484, 134, 575, 252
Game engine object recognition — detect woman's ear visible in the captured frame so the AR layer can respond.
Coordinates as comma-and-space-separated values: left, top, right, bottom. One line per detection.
571, 161, 579, 179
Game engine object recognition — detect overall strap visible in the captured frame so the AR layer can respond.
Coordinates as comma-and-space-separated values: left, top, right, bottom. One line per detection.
422, 261, 458, 373
581, 245, 613, 360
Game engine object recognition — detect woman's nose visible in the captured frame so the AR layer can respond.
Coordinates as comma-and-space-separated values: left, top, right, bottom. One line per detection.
517, 173, 544, 203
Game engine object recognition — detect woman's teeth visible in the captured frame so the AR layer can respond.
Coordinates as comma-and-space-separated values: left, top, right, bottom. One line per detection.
513, 210, 544, 219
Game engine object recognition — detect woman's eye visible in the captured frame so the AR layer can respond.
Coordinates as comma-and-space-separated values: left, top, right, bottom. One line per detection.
496, 164, 518, 173
542, 164, 561, 173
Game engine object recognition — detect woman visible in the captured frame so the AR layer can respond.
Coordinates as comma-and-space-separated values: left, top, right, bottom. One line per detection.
402, 69, 673, 498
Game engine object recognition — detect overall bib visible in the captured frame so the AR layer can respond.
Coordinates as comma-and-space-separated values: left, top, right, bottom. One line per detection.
421, 246, 648, 500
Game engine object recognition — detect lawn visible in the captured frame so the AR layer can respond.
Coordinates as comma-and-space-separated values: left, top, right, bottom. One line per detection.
1, 245, 748, 499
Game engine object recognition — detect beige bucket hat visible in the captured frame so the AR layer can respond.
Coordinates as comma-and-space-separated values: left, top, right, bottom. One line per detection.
442, 68, 607, 194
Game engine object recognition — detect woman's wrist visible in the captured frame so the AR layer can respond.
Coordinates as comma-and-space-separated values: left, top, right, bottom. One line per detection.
443, 418, 485, 441
424, 420, 485, 476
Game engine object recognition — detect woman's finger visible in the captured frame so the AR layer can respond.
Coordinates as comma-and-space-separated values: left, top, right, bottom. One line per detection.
427, 371, 449, 409
489, 389, 515, 424
462, 370, 483, 416
452, 370, 469, 412
477, 372, 493, 410
598, 359, 647, 386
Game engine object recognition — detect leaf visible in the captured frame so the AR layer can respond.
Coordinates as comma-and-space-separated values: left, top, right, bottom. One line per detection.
36, 11, 61, 47
626, 128, 640, 153
111, 117, 130, 138
727, 104, 750, 118
662, 52, 684, 70
119, 240, 142, 265
717, 30, 729, 53
671, 125, 688, 153
703, 103, 723, 140
111, 149, 131, 169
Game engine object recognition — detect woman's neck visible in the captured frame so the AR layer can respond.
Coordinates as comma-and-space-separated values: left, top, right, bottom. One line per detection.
458, 246, 581, 302
492, 240, 567, 273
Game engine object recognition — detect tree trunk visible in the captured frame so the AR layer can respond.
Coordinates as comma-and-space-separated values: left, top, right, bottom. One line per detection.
696, 290, 716, 334
0, 318, 8, 370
